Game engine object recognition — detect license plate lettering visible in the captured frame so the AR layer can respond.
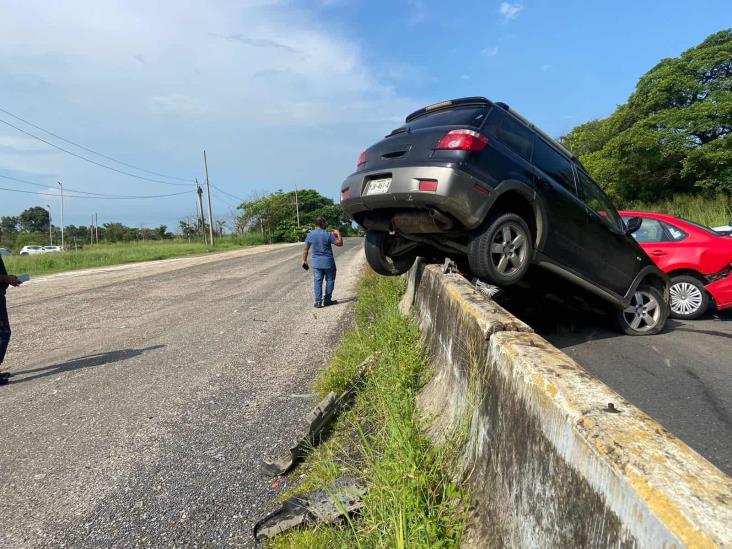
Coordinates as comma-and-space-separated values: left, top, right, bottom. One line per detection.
366, 178, 391, 195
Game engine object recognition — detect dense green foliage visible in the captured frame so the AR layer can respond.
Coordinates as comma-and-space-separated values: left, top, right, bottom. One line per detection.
236, 189, 352, 242
626, 194, 731, 228
561, 29, 732, 202
273, 273, 466, 548
0, 207, 173, 251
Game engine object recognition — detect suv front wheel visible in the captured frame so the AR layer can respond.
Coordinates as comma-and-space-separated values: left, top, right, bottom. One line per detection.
616, 284, 668, 335
467, 213, 533, 286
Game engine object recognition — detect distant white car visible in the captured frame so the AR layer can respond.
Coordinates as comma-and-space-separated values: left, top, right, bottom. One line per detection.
713, 220, 732, 236
19, 245, 46, 256
0, 247, 12, 256
43, 246, 63, 253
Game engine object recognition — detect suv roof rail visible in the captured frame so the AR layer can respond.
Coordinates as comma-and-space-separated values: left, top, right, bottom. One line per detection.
406, 97, 491, 123
495, 102, 576, 160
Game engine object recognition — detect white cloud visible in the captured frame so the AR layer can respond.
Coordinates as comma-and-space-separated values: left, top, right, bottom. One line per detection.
0, 135, 51, 152
498, 2, 523, 20
481, 46, 499, 57
0, 0, 419, 225
145, 94, 210, 115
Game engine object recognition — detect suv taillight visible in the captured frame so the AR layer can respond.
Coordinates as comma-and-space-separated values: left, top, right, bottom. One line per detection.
357, 150, 367, 168
435, 129, 489, 151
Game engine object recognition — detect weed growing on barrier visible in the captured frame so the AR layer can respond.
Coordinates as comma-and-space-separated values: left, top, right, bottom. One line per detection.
271, 272, 467, 548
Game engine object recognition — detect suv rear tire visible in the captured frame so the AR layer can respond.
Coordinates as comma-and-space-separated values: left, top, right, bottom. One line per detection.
364, 230, 416, 276
669, 275, 709, 320
616, 284, 668, 335
467, 213, 533, 286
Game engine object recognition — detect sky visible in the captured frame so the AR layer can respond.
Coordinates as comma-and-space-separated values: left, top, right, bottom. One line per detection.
0, 0, 729, 231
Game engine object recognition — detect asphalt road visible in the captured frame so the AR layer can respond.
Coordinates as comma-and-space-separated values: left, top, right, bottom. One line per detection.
0, 238, 364, 548
498, 286, 732, 476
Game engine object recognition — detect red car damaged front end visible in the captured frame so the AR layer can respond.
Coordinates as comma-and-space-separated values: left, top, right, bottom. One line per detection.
706, 268, 732, 310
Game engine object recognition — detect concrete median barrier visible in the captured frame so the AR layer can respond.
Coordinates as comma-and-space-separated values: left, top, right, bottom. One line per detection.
410, 263, 732, 548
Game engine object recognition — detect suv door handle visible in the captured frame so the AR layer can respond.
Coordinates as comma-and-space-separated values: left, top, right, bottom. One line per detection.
651, 250, 666, 256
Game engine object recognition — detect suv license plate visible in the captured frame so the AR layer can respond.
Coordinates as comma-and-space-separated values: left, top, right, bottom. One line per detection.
365, 178, 392, 195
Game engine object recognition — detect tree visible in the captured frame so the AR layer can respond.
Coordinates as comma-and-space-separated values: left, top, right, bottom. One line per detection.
237, 189, 351, 242
0, 216, 19, 237
560, 29, 732, 201
18, 207, 50, 233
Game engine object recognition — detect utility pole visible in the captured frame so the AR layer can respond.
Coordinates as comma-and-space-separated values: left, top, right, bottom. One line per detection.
90, 215, 94, 245
58, 181, 65, 250
196, 178, 207, 244
203, 150, 215, 245
46, 204, 52, 245
95, 213, 99, 245
294, 185, 300, 228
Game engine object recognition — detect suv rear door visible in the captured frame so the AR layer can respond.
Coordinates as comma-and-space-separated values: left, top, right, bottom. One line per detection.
531, 138, 587, 269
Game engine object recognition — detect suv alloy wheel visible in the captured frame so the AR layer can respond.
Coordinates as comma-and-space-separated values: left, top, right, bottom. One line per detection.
668, 275, 709, 320
617, 284, 668, 335
467, 213, 533, 286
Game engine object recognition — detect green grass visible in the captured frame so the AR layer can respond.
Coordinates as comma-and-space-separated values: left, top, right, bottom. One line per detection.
270, 273, 467, 548
2, 234, 267, 276
623, 194, 732, 227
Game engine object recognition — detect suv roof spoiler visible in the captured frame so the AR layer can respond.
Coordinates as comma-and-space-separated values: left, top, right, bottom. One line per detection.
405, 97, 491, 123
495, 102, 576, 160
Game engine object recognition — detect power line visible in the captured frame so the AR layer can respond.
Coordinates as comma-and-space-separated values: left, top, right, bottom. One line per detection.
210, 183, 246, 203
0, 173, 192, 199
0, 185, 191, 200
0, 116, 191, 187
0, 106, 191, 182
0, 173, 176, 198
210, 189, 242, 209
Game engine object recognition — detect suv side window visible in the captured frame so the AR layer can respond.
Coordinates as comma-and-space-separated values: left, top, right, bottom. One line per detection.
576, 170, 623, 232
483, 110, 533, 160
533, 138, 576, 194
496, 116, 533, 160
632, 218, 667, 243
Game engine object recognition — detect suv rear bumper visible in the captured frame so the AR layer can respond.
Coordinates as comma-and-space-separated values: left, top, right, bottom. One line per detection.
340, 164, 492, 230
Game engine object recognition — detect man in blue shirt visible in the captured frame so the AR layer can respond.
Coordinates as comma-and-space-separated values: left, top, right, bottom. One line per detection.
0, 255, 21, 386
302, 217, 343, 308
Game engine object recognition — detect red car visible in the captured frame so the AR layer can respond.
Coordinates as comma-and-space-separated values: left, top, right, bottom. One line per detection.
619, 211, 732, 319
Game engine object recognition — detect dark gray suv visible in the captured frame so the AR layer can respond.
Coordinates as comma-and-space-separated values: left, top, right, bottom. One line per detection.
340, 97, 669, 335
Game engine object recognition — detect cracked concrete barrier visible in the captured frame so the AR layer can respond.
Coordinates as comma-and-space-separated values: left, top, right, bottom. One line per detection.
410, 263, 732, 548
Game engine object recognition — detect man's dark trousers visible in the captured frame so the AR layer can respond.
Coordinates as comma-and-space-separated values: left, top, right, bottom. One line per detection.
0, 295, 10, 367
313, 267, 336, 305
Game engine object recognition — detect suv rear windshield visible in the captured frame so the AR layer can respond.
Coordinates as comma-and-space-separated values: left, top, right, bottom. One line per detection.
403, 106, 489, 131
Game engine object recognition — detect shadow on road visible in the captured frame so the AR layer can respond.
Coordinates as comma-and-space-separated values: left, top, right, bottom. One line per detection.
9, 345, 165, 384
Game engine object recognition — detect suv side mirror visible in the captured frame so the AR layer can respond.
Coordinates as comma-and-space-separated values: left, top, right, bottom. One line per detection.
624, 216, 642, 235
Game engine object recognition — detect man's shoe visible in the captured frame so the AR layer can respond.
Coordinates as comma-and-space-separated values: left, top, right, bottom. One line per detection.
323, 300, 338, 307
314, 303, 323, 308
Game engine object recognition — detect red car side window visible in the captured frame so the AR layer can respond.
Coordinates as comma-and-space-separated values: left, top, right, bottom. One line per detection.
662, 222, 688, 242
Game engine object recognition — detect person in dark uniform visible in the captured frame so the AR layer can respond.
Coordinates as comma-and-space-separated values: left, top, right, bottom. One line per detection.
302, 217, 343, 308
0, 254, 21, 385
